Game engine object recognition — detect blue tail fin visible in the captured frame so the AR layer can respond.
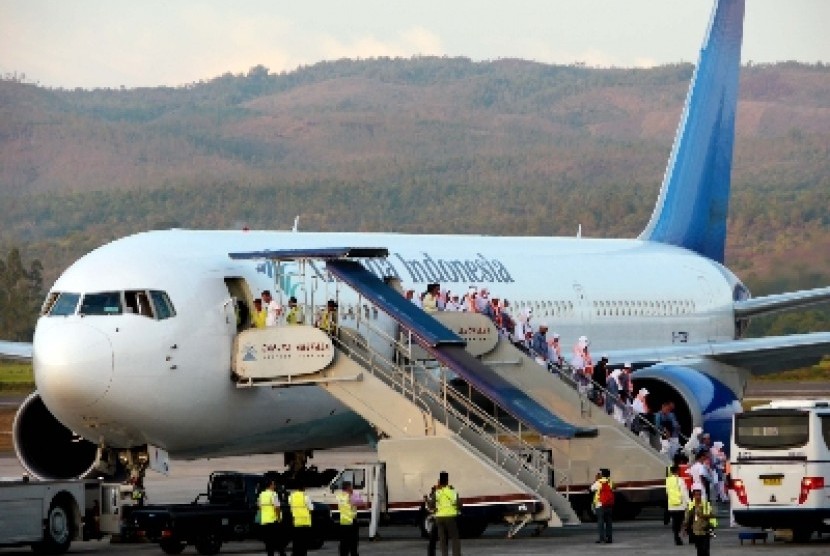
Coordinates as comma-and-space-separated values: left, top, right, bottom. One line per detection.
638, 0, 745, 263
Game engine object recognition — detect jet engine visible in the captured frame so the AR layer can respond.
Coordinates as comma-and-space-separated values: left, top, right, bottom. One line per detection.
13, 392, 99, 480
631, 365, 742, 450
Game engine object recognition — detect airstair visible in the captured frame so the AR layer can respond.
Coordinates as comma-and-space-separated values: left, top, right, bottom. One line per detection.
228, 248, 589, 530
428, 311, 671, 515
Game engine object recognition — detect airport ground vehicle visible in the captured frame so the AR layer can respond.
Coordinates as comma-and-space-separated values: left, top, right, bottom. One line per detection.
129, 471, 333, 555
0, 477, 124, 553
730, 399, 830, 542
305, 444, 551, 540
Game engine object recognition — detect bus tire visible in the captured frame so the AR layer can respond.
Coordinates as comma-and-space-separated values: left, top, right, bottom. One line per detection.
792, 528, 813, 543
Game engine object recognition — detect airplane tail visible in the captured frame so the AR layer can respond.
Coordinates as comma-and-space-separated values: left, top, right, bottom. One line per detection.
638, 0, 745, 264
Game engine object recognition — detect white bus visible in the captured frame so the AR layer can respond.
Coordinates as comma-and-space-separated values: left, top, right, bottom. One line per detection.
730, 399, 830, 542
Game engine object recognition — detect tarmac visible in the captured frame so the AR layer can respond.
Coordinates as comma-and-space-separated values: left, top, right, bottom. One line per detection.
2, 452, 829, 555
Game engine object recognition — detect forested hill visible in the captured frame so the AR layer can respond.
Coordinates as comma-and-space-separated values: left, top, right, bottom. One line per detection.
1, 58, 829, 337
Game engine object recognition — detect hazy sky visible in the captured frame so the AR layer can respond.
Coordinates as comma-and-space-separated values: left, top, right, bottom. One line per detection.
2, 0, 828, 89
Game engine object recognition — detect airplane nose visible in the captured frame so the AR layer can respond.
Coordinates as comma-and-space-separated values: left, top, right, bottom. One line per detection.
34, 320, 114, 410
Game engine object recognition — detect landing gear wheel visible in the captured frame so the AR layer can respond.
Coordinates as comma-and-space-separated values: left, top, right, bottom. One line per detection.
32, 501, 73, 554
160, 538, 187, 554
194, 533, 222, 555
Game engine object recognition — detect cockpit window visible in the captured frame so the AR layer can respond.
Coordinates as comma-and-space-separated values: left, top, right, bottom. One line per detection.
125, 290, 154, 317
80, 292, 123, 316
47, 292, 81, 316
149, 290, 176, 320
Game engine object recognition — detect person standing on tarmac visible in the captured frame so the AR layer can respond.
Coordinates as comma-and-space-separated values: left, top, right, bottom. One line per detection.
288, 485, 313, 556
684, 484, 717, 556
259, 479, 285, 556
666, 465, 690, 545
336, 481, 364, 556
590, 468, 614, 544
430, 471, 461, 556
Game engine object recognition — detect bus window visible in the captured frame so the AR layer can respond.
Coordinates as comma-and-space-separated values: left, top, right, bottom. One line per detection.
822, 415, 830, 450
734, 411, 809, 450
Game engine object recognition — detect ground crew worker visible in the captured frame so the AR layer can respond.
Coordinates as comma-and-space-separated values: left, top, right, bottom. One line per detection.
317, 299, 338, 333
252, 298, 267, 328
666, 465, 690, 545
259, 479, 284, 556
285, 296, 303, 325
288, 485, 313, 556
431, 471, 461, 556
336, 480, 364, 556
684, 484, 717, 556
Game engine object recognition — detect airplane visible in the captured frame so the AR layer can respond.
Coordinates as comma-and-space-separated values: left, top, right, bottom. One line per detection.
2, 0, 830, 482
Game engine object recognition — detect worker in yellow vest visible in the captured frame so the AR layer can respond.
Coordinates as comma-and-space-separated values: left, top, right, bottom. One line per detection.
252, 298, 267, 328
335, 480, 364, 556
684, 484, 717, 556
285, 296, 304, 325
317, 299, 338, 333
430, 471, 461, 556
666, 465, 690, 545
258, 479, 284, 556
288, 485, 313, 556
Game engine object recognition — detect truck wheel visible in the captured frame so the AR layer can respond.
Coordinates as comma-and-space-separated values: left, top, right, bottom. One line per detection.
194, 533, 222, 555
159, 538, 187, 554
458, 518, 488, 538
32, 501, 73, 555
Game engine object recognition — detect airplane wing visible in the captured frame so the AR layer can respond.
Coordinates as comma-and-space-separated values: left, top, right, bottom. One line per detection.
0, 341, 34, 361
609, 331, 830, 376
734, 286, 830, 319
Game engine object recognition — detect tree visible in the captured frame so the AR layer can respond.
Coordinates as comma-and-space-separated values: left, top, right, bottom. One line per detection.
0, 248, 44, 341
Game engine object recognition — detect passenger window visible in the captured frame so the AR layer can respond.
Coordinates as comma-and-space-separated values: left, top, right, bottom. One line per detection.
149, 290, 176, 320
48, 292, 81, 316
821, 416, 830, 450
80, 292, 123, 315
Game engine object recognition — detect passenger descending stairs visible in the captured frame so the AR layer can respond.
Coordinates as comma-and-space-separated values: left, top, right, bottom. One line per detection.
430, 312, 670, 495
233, 325, 580, 530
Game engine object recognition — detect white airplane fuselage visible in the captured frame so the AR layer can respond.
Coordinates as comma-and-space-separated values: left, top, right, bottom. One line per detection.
34, 229, 743, 459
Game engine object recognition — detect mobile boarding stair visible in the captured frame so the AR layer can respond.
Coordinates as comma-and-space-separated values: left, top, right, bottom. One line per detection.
229, 248, 592, 534
426, 311, 672, 517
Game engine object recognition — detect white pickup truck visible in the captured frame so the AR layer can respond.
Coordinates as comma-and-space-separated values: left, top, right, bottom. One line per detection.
306, 438, 548, 539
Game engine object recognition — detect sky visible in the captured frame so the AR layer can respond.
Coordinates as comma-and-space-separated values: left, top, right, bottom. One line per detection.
2, 0, 828, 90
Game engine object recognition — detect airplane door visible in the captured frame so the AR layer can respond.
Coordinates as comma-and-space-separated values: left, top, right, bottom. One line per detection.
572, 282, 591, 327
224, 277, 254, 333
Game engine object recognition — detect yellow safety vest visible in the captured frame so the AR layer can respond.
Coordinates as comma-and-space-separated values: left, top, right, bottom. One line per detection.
258, 490, 279, 524
434, 486, 459, 518
286, 306, 301, 325
687, 500, 718, 529
666, 475, 684, 507
289, 490, 312, 527
319, 310, 336, 332
336, 490, 357, 525
253, 309, 266, 329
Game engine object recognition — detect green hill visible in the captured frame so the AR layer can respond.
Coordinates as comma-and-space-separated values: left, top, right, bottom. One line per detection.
1, 58, 829, 341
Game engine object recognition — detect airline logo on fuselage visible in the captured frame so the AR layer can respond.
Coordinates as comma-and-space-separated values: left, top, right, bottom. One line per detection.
255, 251, 514, 291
